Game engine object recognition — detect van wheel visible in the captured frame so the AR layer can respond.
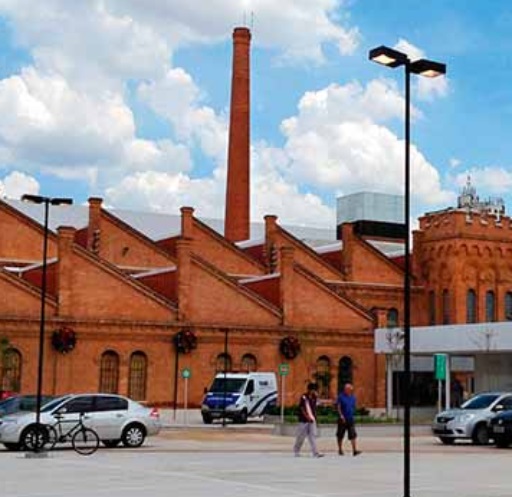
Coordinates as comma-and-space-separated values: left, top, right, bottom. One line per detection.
202, 413, 213, 424
237, 409, 248, 424
472, 424, 490, 445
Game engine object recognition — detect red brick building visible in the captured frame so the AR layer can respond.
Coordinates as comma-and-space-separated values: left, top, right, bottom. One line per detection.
2, 27, 510, 411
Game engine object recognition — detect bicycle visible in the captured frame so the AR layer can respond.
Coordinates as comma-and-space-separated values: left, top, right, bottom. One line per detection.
45, 412, 100, 455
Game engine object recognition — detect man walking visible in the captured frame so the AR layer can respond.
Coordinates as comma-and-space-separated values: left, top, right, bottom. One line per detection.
293, 382, 324, 458
336, 383, 361, 456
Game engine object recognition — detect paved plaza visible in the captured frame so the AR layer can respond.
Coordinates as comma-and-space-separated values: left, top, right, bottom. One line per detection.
1, 425, 511, 497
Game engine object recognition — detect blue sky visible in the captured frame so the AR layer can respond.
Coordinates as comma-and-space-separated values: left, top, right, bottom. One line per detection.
0, 0, 511, 230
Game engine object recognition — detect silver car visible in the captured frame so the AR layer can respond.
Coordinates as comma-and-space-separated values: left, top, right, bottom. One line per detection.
0, 393, 161, 451
432, 392, 512, 445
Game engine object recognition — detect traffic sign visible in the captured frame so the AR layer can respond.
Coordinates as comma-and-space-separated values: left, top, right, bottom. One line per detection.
278, 363, 289, 376
181, 367, 191, 379
434, 353, 447, 380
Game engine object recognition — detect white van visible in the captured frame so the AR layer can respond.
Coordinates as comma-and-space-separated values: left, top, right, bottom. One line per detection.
201, 372, 278, 424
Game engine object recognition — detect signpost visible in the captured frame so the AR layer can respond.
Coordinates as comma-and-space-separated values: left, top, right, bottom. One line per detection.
434, 353, 448, 411
278, 363, 289, 424
181, 368, 191, 425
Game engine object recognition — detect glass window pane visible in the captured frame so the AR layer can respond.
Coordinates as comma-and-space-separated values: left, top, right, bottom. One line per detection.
486, 291, 496, 322
467, 289, 477, 324
99, 351, 119, 394
128, 352, 147, 401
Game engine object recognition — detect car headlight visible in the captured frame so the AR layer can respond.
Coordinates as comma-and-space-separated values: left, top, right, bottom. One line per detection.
455, 413, 475, 422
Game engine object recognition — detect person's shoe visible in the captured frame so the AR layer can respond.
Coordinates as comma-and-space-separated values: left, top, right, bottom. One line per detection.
353, 450, 362, 457
314, 453, 324, 458
338, 450, 344, 456
294, 452, 300, 457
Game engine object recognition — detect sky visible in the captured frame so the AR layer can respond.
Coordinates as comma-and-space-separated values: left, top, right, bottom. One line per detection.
0, 0, 511, 230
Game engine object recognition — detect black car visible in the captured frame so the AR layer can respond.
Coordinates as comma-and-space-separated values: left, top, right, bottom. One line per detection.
0, 395, 55, 417
489, 410, 512, 448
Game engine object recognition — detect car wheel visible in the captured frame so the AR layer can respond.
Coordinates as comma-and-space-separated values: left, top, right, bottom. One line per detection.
102, 439, 121, 448
472, 424, 490, 445
202, 413, 213, 424
439, 437, 455, 445
494, 435, 510, 448
21, 424, 51, 451
3, 442, 21, 451
121, 423, 146, 448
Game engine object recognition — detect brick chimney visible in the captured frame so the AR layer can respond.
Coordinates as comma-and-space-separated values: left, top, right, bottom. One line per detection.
280, 246, 295, 326
224, 27, 251, 242
87, 197, 103, 255
57, 226, 76, 317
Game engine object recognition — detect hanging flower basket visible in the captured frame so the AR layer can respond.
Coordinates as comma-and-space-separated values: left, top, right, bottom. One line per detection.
173, 329, 197, 354
279, 336, 301, 360
52, 327, 76, 354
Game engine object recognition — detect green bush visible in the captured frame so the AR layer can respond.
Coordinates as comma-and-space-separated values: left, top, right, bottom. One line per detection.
266, 403, 372, 423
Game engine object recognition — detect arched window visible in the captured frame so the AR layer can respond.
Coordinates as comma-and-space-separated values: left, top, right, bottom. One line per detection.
442, 289, 450, 324
128, 352, 147, 401
338, 356, 353, 393
506, 292, 512, 321
467, 289, 477, 323
486, 290, 496, 322
215, 353, 232, 373
1, 348, 22, 392
315, 356, 331, 399
241, 353, 257, 372
99, 351, 119, 394
387, 308, 399, 328
428, 291, 436, 325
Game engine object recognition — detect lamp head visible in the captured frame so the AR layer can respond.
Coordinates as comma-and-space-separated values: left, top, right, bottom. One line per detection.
409, 58, 446, 78
51, 198, 73, 206
21, 194, 45, 204
369, 45, 408, 68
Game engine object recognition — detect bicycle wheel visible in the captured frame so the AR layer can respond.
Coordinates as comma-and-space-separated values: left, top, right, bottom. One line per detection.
45, 425, 58, 450
71, 427, 100, 455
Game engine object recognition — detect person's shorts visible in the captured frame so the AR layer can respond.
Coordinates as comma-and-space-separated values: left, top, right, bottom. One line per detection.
336, 419, 357, 440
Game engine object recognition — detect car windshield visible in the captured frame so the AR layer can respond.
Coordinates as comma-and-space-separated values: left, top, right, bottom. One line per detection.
461, 393, 500, 410
41, 396, 71, 413
209, 378, 246, 393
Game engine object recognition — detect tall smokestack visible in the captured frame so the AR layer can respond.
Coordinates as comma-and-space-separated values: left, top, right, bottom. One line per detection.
224, 27, 251, 242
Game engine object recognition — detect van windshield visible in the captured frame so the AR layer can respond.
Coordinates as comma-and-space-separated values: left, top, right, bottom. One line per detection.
209, 378, 246, 394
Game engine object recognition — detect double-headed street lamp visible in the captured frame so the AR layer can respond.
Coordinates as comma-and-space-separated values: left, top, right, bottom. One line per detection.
369, 46, 446, 497
21, 194, 73, 449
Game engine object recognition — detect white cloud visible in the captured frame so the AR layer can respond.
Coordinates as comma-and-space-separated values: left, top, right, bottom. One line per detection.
277, 81, 452, 207
0, 171, 39, 199
137, 68, 228, 162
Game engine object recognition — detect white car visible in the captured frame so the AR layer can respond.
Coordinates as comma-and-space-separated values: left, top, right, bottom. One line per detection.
0, 393, 161, 451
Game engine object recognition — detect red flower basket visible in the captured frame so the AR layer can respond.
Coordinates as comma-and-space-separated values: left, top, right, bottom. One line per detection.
173, 329, 197, 354
279, 336, 301, 360
52, 327, 76, 354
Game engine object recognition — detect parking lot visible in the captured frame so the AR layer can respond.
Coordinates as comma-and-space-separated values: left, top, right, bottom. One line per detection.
1, 425, 511, 497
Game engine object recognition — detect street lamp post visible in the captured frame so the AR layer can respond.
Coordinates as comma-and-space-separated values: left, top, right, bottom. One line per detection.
369, 46, 446, 497
21, 194, 73, 449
